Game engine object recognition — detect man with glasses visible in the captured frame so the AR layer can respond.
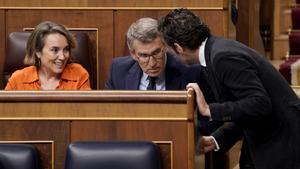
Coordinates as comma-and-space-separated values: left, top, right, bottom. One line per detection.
105, 17, 191, 90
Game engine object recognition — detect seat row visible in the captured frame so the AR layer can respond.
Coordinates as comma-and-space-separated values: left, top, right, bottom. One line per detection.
279, 5, 300, 85
0, 141, 162, 169
4, 31, 97, 89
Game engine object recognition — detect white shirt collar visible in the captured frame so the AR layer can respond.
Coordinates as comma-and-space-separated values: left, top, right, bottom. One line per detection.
198, 38, 208, 67
140, 71, 165, 90
142, 70, 165, 83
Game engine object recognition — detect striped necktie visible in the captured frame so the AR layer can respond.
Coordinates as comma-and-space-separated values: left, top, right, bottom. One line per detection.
147, 77, 156, 90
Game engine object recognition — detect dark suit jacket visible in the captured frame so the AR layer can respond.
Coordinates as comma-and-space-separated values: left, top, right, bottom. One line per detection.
105, 52, 242, 169
205, 36, 300, 169
189, 64, 243, 154
105, 53, 226, 135
105, 53, 189, 90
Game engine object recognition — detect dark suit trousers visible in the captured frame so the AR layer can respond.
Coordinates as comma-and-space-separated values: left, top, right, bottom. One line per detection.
239, 140, 256, 169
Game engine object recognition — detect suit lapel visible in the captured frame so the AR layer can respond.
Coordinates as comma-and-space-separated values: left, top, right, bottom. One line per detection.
204, 36, 223, 102
123, 54, 183, 90
125, 62, 142, 90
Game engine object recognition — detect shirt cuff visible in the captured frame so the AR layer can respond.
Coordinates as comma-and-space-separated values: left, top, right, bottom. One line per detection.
211, 136, 220, 151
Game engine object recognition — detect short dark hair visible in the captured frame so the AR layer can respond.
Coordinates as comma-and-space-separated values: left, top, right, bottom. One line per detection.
158, 8, 210, 50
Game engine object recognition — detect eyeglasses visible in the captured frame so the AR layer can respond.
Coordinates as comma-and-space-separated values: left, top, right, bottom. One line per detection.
137, 48, 165, 63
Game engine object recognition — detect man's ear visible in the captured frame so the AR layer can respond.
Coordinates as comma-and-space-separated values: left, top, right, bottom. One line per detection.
174, 43, 183, 54
129, 50, 139, 61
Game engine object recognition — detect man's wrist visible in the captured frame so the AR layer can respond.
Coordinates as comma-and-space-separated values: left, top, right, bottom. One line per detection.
210, 136, 220, 151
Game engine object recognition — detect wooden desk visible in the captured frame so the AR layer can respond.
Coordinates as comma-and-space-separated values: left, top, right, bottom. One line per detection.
0, 90, 197, 169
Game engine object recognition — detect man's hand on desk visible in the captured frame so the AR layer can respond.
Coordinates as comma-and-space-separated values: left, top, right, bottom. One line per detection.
186, 83, 211, 119
199, 136, 218, 153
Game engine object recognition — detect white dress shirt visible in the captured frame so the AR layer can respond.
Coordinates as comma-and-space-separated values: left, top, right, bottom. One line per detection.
198, 38, 220, 151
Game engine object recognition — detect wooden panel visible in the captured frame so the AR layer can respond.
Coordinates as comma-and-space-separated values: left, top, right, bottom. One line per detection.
236, 0, 266, 56
273, 0, 291, 36
0, 10, 4, 89
5, 9, 114, 89
0, 0, 227, 8
0, 121, 69, 169
272, 0, 291, 60
158, 142, 172, 169
0, 90, 197, 169
0, 102, 188, 119
33, 142, 53, 169
272, 37, 289, 59
194, 10, 228, 37
114, 10, 228, 57
71, 121, 189, 169
0, 90, 191, 120
114, 10, 170, 57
